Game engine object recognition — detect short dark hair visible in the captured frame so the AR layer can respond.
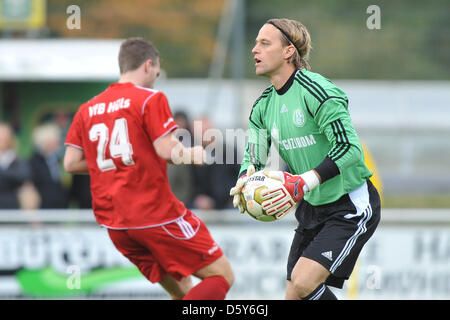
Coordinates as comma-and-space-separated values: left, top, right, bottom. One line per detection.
118, 38, 159, 74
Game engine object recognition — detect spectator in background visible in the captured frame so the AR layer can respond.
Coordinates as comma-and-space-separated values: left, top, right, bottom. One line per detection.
167, 111, 195, 206
29, 123, 69, 209
49, 111, 93, 209
173, 111, 191, 139
191, 116, 240, 210
0, 123, 30, 209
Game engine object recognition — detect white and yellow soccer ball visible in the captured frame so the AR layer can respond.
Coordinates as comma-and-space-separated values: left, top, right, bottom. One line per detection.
240, 171, 285, 222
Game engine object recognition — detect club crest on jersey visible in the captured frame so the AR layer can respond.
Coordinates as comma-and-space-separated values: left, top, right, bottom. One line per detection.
293, 109, 305, 127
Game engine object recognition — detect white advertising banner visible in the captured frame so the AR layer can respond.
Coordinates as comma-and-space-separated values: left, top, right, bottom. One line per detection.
350, 226, 450, 300
0, 209, 449, 300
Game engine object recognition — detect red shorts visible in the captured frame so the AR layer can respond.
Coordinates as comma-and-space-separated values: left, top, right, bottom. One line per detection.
107, 210, 223, 283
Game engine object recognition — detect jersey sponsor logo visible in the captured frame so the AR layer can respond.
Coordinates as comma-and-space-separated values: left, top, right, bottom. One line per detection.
280, 134, 316, 151
293, 109, 305, 127
88, 98, 131, 117
89, 103, 106, 116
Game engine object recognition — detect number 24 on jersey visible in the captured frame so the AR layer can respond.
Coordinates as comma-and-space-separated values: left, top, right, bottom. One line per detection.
89, 118, 135, 171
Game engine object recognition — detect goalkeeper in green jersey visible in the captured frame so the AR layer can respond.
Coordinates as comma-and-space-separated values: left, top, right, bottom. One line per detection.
230, 18, 381, 300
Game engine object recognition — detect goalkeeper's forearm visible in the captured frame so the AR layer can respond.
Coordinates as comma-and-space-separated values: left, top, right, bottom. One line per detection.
312, 155, 340, 184
299, 169, 321, 192
298, 156, 339, 192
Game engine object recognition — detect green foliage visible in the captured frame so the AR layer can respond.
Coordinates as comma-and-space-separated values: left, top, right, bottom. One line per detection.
246, 0, 450, 79
43, 0, 450, 79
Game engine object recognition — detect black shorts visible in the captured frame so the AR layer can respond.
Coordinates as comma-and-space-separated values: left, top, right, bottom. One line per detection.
286, 180, 381, 289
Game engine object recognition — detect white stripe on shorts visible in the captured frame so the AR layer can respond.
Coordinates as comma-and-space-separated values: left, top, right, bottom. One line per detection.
177, 217, 196, 238
329, 182, 372, 273
162, 215, 200, 240
309, 284, 326, 300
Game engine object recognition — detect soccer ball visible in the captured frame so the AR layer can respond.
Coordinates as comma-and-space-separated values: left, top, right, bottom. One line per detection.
240, 171, 283, 222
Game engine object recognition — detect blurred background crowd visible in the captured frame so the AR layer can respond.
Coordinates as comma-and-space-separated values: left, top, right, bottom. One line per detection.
0, 112, 241, 211
0, 120, 91, 210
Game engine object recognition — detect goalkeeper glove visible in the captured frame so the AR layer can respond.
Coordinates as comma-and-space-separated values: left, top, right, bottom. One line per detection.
229, 164, 256, 213
261, 170, 320, 218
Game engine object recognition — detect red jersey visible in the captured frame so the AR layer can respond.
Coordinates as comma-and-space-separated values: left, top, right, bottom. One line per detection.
65, 82, 186, 229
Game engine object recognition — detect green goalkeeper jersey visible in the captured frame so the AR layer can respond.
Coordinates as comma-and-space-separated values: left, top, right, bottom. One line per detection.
239, 68, 373, 206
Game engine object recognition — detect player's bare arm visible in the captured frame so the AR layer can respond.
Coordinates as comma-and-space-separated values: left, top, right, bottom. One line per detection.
64, 145, 89, 174
153, 131, 206, 165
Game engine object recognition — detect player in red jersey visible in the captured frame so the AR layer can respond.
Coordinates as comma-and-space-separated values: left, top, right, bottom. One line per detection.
64, 38, 234, 300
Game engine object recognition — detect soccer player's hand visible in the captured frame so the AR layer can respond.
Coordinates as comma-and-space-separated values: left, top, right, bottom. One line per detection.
260, 170, 307, 218
229, 165, 256, 213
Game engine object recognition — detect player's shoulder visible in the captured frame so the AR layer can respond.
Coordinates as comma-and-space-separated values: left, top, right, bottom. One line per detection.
133, 85, 170, 107
102, 83, 163, 101
252, 85, 274, 109
76, 84, 163, 118
294, 69, 348, 104
248, 85, 273, 128
76, 94, 100, 117
133, 84, 160, 96
119, 84, 163, 105
75, 86, 111, 117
